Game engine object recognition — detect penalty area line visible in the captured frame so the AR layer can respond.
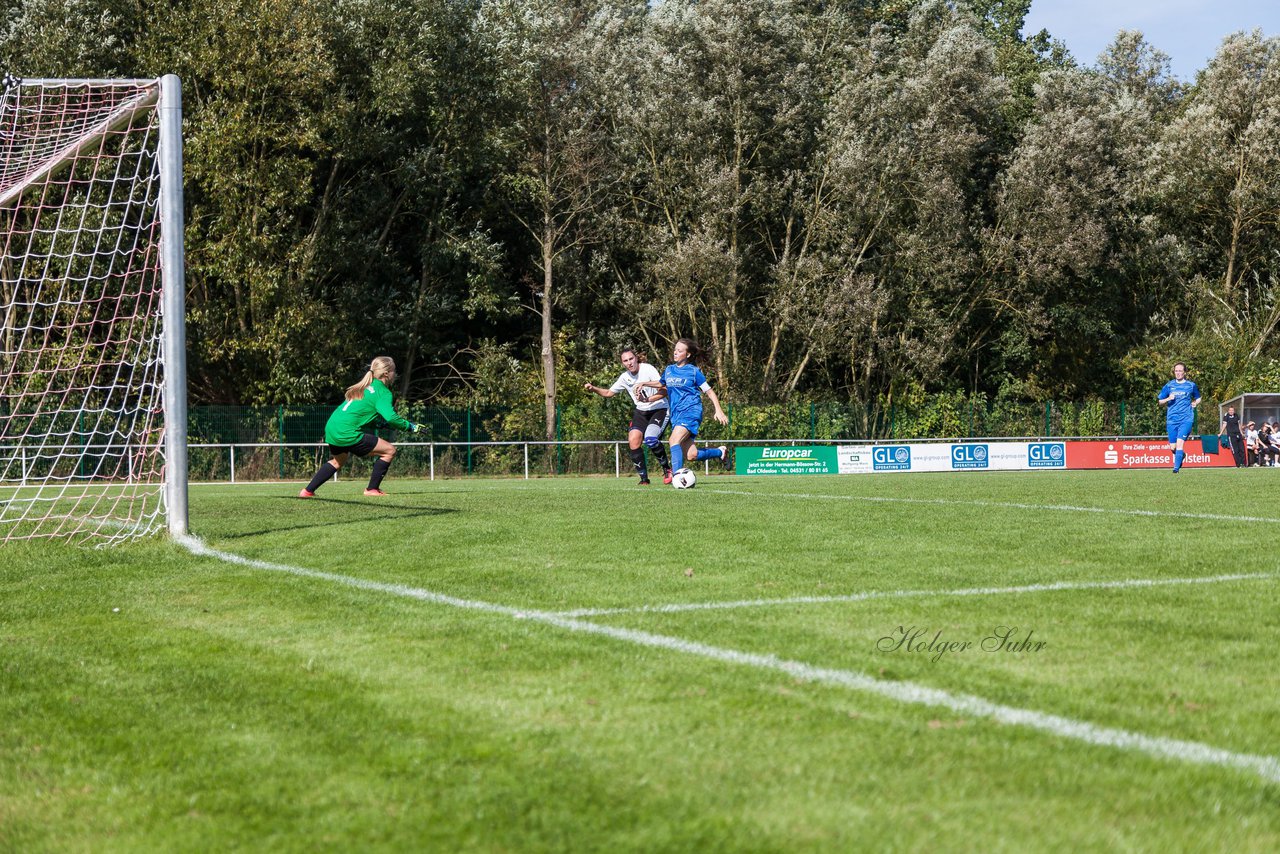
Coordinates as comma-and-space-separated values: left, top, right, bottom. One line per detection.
176, 534, 1280, 785
552, 572, 1280, 618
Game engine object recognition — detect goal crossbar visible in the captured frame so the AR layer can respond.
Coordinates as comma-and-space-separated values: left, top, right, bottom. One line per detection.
0, 84, 160, 208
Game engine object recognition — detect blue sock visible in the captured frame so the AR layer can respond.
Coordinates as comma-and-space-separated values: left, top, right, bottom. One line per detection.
671, 444, 684, 471
1174, 449, 1185, 471
693, 447, 723, 461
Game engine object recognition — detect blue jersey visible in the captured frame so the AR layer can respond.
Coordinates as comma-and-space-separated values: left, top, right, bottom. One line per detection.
661, 363, 708, 422
1159, 378, 1200, 422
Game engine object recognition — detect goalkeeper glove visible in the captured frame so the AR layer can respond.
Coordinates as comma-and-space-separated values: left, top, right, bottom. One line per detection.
412, 423, 424, 434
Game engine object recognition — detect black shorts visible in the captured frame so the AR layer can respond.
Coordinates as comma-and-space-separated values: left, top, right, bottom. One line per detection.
629, 407, 670, 438
328, 432, 380, 458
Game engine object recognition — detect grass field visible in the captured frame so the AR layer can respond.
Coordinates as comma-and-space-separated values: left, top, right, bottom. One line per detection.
3, 469, 1280, 851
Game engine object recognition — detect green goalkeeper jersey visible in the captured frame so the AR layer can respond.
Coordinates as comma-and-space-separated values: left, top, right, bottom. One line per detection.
324, 378, 415, 446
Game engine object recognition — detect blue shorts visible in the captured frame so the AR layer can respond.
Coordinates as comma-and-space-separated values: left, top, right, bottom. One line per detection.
1167, 419, 1193, 444
670, 410, 702, 437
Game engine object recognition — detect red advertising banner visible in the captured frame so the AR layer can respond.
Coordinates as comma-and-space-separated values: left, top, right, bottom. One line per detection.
1064, 439, 1234, 470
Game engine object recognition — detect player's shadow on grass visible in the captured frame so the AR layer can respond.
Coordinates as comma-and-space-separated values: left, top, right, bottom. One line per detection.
216, 498, 458, 539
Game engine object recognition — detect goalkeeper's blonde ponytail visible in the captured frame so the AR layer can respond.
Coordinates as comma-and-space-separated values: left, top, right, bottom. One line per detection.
345, 356, 396, 401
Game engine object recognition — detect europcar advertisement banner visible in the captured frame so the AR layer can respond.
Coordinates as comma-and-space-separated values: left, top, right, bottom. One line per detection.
735, 445, 839, 475
1063, 440, 1233, 470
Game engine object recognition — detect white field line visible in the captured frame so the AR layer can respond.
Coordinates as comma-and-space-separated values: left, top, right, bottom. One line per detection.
176, 534, 1280, 784
551, 572, 1280, 618
135, 478, 1280, 525
704, 487, 1280, 525
262, 479, 1280, 526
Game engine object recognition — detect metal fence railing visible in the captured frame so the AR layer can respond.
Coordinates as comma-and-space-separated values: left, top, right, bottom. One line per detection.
184, 434, 1179, 484
0, 431, 1193, 486
189, 439, 799, 483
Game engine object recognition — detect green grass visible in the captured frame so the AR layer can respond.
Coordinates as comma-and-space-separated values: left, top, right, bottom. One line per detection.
3, 469, 1280, 851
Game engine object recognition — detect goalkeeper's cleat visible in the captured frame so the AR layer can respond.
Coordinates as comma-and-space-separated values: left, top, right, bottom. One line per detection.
662, 468, 674, 485
363, 488, 388, 497
638, 477, 651, 485
717, 446, 731, 470
298, 489, 315, 499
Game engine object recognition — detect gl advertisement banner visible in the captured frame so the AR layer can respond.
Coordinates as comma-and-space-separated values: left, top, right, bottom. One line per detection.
836, 441, 1068, 474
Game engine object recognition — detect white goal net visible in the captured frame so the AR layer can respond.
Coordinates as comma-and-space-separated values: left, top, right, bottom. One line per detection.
1, 75, 187, 545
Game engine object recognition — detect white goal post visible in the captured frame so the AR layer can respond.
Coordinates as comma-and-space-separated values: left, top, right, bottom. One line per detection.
0, 74, 187, 544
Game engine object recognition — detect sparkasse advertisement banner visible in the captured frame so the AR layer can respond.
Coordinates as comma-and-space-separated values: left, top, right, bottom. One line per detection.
1063, 440, 1233, 470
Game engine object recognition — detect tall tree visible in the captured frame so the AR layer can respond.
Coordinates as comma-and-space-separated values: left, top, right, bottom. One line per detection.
983, 54, 1176, 396
816, 2, 1008, 401
1154, 31, 1280, 308
138, 0, 349, 402
487, 0, 616, 441
325, 0, 512, 402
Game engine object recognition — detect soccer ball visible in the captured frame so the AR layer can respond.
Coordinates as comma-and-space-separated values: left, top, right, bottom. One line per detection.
672, 468, 696, 489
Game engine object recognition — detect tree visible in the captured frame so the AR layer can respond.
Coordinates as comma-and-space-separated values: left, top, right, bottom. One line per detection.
0, 0, 139, 77
487, 0, 618, 441
1154, 31, 1280, 307
324, 0, 513, 402
983, 60, 1175, 396
815, 3, 1008, 400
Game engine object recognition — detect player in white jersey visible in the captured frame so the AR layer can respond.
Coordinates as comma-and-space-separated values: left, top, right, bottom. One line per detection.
585, 347, 674, 485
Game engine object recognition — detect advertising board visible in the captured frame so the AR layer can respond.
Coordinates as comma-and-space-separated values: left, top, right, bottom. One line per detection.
738, 438, 1231, 475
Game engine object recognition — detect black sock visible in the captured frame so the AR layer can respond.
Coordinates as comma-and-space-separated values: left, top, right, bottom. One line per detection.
368, 458, 391, 490
651, 442, 671, 470
629, 447, 648, 478
305, 462, 338, 494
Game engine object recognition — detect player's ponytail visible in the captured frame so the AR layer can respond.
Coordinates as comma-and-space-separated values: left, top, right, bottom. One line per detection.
345, 356, 396, 401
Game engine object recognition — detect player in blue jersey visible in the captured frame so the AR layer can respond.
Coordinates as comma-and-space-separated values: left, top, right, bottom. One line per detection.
638, 338, 729, 483
1158, 362, 1201, 473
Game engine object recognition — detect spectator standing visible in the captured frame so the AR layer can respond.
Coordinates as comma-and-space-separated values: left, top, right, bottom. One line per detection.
1220, 406, 1245, 467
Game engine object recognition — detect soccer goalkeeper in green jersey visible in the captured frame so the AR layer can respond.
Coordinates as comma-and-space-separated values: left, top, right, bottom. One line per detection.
300, 356, 423, 498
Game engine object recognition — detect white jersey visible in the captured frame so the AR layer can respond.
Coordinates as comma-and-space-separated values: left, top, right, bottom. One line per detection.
610, 362, 668, 412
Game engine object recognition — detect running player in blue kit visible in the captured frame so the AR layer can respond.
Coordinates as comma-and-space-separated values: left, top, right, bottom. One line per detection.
638, 338, 729, 483
1158, 362, 1201, 473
